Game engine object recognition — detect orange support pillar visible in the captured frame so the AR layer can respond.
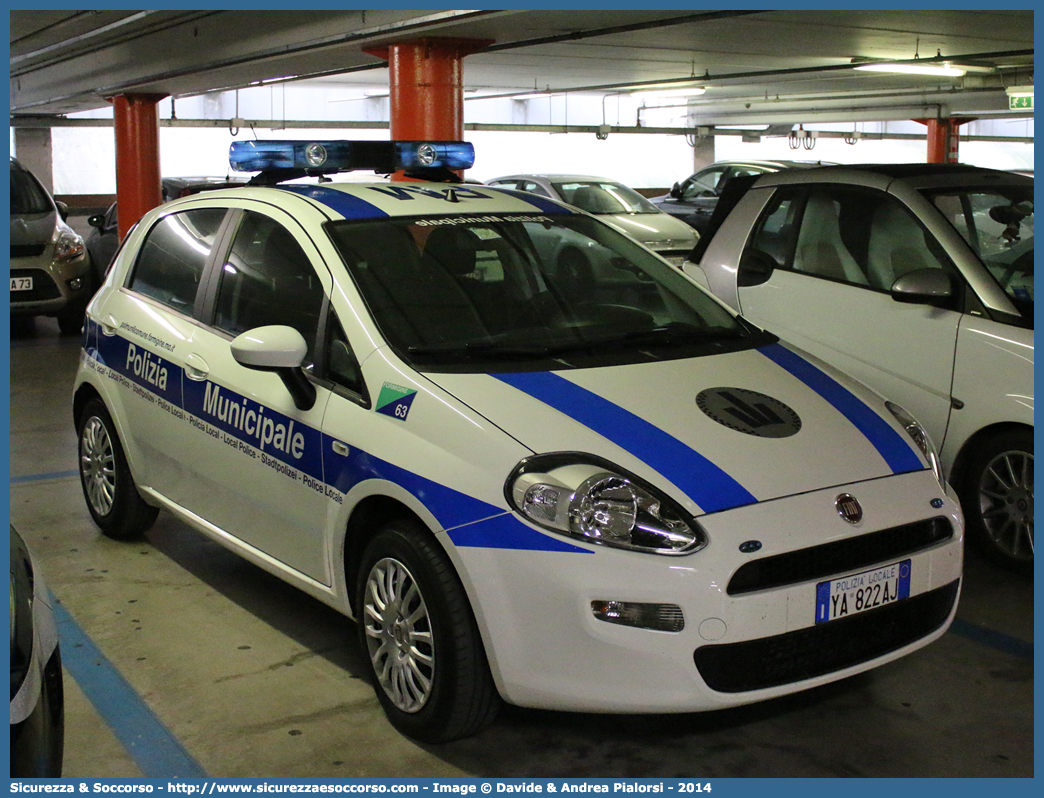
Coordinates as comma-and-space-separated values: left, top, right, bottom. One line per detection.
364, 38, 491, 180
112, 93, 167, 239
914, 118, 976, 164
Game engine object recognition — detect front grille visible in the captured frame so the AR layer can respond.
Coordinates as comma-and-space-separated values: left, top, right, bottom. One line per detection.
727, 517, 953, 595
694, 579, 959, 693
9, 268, 61, 302
11, 243, 47, 259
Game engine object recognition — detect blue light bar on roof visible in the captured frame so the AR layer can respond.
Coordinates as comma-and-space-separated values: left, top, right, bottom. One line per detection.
228, 140, 475, 174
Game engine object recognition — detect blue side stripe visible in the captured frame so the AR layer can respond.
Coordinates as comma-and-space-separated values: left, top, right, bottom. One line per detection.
759, 343, 924, 474
54, 601, 208, 778
277, 185, 389, 219
493, 371, 757, 514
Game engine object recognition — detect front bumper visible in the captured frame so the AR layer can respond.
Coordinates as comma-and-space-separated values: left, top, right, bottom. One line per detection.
450, 468, 963, 713
10, 252, 92, 315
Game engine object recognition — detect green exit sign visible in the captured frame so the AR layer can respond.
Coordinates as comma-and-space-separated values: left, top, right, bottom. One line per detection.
1009, 94, 1033, 110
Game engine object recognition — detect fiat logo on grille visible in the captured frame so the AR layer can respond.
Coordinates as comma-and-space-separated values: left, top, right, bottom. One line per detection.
836, 494, 863, 524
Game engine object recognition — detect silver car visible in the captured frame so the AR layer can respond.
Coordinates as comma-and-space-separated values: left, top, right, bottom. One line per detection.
10, 157, 92, 334
485, 173, 699, 267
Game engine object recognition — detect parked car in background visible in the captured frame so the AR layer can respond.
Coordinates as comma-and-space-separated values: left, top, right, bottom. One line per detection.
10, 526, 64, 777
86, 175, 248, 281
688, 163, 1033, 571
651, 160, 832, 234
10, 157, 92, 334
485, 174, 699, 267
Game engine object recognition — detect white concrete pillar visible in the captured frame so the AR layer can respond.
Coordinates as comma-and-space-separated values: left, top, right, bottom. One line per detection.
13, 127, 54, 192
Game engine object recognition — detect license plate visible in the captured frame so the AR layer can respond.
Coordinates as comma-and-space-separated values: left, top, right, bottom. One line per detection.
815, 560, 911, 624
11, 276, 33, 292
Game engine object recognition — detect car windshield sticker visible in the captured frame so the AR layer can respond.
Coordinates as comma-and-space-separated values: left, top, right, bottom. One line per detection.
759, 343, 923, 474
366, 185, 494, 202
375, 382, 417, 420
84, 320, 584, 553
277, 185, 389, 219
493, 371, 758, 514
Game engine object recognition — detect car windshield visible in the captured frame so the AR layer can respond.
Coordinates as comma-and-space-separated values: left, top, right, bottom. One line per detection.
925, 186, 1033, 317
550, 181, 659, 214
327, 212, 763, 371
10, 166, 53, 215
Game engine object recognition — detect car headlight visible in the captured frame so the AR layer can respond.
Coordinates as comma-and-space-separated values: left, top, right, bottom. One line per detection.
506, 454, 707, 555
53, 229, 85, 262
886, 401, 945, 487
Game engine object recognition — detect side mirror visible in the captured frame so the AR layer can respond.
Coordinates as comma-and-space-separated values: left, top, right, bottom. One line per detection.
890, 269, 954, 307
55, 200, 70, 222
737, 249, 776, 287
231, 325, 316, 411
669, 182, 682, 199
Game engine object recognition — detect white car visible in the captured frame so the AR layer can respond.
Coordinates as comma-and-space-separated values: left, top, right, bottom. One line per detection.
73, 140, 963, 743
485, 174, 699, 268
687, 164, 1032, 572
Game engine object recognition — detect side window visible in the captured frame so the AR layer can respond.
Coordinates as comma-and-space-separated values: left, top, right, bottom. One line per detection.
791, 189, 871, 286
746, 190, 802, 268
865, 198, 954, 290
683, 168, 726, 201
520, 181, 554, 199
128, 208, 227, 313
214, 212, 326, 363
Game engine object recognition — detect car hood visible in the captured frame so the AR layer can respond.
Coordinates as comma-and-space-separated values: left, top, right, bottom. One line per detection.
426, 342, 927, 516
10, 211, 57, 247
599, 212, 699, 249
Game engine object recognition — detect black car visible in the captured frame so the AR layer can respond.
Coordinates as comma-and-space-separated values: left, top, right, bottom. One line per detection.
650, 159, 832, 234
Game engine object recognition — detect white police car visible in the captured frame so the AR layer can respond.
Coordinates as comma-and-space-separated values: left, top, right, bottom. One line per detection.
73, 140, 964, 743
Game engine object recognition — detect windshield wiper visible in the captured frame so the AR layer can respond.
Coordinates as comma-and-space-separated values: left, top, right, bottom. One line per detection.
407, 341, 585, 359
597, 323, 746, 348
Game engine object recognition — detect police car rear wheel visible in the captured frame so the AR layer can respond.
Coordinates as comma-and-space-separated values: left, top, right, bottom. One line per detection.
357, 520, 500, 742
77, 399, 158, 540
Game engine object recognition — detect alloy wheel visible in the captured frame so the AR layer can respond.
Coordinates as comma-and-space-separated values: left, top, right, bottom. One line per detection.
362, 557, 435, 713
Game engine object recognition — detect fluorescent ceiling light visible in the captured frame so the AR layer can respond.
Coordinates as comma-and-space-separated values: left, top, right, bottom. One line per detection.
1006, 85, 1034, 97
853, 62, 966, 77
632, 87, 706, 99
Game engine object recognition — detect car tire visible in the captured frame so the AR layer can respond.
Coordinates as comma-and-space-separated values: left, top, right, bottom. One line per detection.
959, 429, 1033, 574
56, 302, 86, 337
356, 519, 500, 743
77, 398, 158, 540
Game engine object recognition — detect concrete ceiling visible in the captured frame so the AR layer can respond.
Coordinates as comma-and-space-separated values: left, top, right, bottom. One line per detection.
10, 9, 1035, 126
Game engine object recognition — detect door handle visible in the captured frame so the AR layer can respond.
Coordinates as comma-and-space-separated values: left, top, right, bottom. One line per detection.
183, 353, 210, 381
101, 314, 119, 336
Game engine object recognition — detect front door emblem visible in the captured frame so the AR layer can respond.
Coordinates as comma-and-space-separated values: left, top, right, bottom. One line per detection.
696, 387, 801, 438
836, 493, 863, 524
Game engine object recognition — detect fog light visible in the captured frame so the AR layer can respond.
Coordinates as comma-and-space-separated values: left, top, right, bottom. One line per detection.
591, 600, 684, 632
68, 277, 83, 291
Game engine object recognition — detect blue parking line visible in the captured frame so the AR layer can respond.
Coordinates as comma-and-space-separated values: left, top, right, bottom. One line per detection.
948, 618, 1033, 660
11, 469, 79, 484
53, 601, 209, 778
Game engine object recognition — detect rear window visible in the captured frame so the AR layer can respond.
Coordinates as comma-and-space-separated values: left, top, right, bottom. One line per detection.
128, 208, 228, 314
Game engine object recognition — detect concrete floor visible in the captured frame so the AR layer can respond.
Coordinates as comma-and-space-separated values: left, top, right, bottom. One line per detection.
8, 313, 1034, 779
